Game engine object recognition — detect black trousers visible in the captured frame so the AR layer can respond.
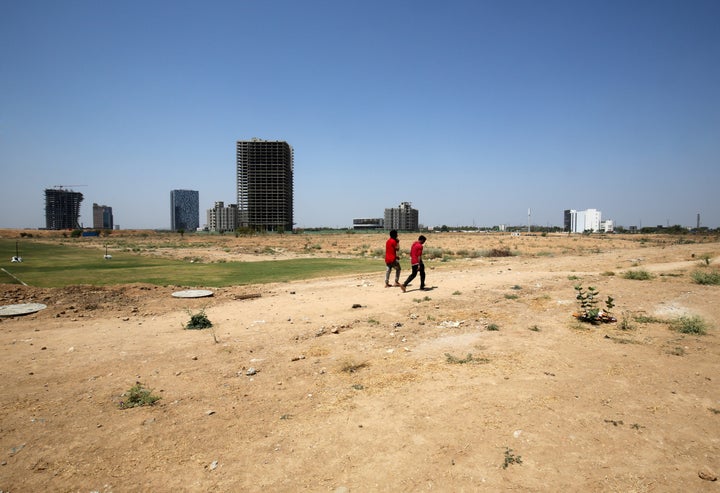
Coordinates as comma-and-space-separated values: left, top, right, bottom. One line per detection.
403, 261, 425, 288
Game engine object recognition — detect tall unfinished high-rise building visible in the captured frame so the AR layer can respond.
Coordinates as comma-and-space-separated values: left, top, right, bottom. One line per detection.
236, 139, 294, 232
384, 202, 419, 231
44, 188, 84, 230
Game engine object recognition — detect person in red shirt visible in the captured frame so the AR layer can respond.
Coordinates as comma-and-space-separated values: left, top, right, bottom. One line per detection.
384, 229, 402, 287
401, 235, 427, 292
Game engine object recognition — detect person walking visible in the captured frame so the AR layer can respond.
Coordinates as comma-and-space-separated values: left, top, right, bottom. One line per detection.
384, 229, 402, 287
401, 235, 426, 292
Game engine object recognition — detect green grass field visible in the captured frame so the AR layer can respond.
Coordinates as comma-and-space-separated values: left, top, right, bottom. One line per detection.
0, 239, 380, 288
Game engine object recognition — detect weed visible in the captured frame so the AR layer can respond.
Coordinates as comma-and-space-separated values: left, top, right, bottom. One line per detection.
413, 296, 432, 303
424, 247, 444, 259
606, 335, 638, 344
452, 291, 462, 295
709, 408, 720, 415
691, 269, 720, 285
119, 382, 161, 409
528, 325, 541, 332
367, 318, 380, 325
671, 315, 708, 335
634, 314, 665, 324
504, 294, 519, 300
601, 271, 616, 276
668, 346, 685, 356
511, 285, 522, 290
567, 275, 580, 281
341, 361, 368, 373
487, 323, 500, 331
618, 311, 634, 331
502, 447, 522, 469
185, 309, 212, 330
623, 269, 654, 280
445, 353, 489, 364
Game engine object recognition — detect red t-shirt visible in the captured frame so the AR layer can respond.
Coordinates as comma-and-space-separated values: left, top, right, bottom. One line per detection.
410, 240, 424, 265
385, 237, 399, 263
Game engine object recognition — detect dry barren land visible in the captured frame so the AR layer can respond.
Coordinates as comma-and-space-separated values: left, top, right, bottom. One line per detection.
1, 231, 719, 492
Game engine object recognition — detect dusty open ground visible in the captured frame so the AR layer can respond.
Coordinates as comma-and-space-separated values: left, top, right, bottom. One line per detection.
1, 231, 719, 492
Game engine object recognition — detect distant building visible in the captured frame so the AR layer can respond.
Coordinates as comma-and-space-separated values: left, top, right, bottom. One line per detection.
600, 219, 614, 233
45, 188, 83, 230
564, 208, 602, 233
236, 139, 294, 232
170, 189, 199, 231
353, 218, 384, 230
92, 203, 114, 230
384, 202, 419, 231
207, 201, 238, 232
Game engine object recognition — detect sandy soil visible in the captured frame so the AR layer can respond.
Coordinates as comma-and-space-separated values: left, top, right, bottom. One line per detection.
1, 231, 719, 492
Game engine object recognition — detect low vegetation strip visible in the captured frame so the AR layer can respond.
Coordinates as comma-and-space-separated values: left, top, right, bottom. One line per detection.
0, 239, 378, 288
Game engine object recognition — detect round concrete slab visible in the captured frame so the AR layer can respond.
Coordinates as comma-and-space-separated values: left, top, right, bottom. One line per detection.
0, 303, 47, 317
172, 289, 214, 299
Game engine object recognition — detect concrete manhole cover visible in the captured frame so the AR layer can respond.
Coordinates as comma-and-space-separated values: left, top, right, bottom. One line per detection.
172, 289, 214, 298
0, 303, 48, 317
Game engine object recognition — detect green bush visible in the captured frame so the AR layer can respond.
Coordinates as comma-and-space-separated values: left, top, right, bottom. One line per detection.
185, 310, 212, 329
691, 269, 720, 285
119, 382, 161, 409
671, 315, 708, 335
623, 269, 654, 281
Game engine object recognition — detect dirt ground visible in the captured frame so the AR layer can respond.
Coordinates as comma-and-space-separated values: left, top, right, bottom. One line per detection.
1, 231, 719, 492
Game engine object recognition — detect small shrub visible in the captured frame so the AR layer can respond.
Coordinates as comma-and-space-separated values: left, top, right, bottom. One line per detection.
623, 269, 654, 281
574, 285, 615, 324
634, 314, 665, 324
671, 315, 708, 335
487, 247, 513, 257
691, 269, 720, 285
185, 310, 212, 330
502, 447, 522, 469
452, 290, 461, 295
487, 323, 500, 331
618, 311, 634, 331
119, 382, 161, 409
504, 294, 519, 300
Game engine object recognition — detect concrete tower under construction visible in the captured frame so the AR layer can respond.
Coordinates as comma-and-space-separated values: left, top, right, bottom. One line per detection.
236, 139, 294, 232
44, 188, 84, 230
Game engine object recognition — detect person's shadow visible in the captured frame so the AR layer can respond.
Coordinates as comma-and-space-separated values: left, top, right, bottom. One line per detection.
406, 285, 435, 292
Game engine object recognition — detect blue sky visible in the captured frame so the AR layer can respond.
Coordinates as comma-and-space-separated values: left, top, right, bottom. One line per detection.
1, 0, 718, 230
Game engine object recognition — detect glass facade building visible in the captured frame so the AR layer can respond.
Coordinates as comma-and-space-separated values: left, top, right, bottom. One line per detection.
170, 189, 199, 231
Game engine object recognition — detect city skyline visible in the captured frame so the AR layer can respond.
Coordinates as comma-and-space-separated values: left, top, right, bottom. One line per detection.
1, 1, 719, 230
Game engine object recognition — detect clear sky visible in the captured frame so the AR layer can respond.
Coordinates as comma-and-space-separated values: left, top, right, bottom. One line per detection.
1, 0, 719, 230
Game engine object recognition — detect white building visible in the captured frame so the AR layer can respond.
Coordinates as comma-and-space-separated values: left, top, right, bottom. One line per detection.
565, 208, 603, 233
